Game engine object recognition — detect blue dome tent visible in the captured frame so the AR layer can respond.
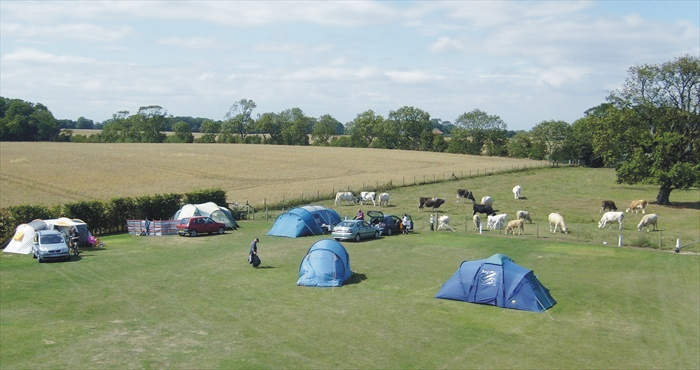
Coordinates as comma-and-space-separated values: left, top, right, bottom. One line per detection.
267, 205, 341, 238
297, 239, 352, 287
435, 254, 556, 312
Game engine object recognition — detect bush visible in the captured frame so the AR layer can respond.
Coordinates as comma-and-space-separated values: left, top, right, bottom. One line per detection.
184, 189, 227, 206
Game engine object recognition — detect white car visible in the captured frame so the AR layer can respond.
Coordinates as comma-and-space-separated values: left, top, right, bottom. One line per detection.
32, 230, 71, 263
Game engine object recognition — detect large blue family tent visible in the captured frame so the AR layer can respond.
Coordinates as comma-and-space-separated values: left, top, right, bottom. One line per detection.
435, 254, 556, 312
297, 239, 352, 287
267, 205, 341, 238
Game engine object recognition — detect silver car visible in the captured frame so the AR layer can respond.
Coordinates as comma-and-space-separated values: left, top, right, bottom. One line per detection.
32, 230, 70, 262
332, 220, 380, 242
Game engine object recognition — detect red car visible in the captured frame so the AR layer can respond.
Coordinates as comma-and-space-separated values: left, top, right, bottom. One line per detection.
177, 216, 226, 237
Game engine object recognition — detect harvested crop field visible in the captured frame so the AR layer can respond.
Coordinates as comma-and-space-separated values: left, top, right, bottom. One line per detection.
0, 142, 545, 207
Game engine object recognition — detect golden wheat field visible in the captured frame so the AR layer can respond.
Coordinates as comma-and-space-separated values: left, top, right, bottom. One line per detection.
0, 142, 546, 208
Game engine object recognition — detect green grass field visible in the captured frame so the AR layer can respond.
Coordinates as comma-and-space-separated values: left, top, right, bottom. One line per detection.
1, 221, 698, 369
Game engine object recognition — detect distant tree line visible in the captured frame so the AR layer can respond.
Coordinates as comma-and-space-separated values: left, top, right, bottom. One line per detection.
1, 56, 697, 202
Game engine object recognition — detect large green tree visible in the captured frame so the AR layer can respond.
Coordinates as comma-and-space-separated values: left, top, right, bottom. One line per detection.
596, 55, 699, 204
454, 109, 507, 154
387, 106, 432, 150
349, 110, 383, 147
530, 120, 571, 162
0, 97, 60, 141
224, 99, 256, 140
312, 114, 342, 145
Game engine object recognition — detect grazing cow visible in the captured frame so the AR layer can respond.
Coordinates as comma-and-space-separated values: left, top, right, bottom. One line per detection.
472, 214, 481, 231
472, 203, 496, 216
359, 192, 377, 206
637, 213, 658, 232
481, 196, 494, 207
419, 197, 445, 211
487, 213, 508, 231
334, 192, 357, 206
601, 200, 617, 213
626, 200, 648, 214
548, 213, 568, 234
516, 210, 532, 223
505, 219, 525, 235
456, 189, 475, 203
598, 211, 625, 231
513, 185, 522, 200
437, 215, 456, 232
378, 192, 390, 207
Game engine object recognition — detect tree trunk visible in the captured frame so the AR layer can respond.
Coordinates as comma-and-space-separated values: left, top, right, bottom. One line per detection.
656, 183, 672, 205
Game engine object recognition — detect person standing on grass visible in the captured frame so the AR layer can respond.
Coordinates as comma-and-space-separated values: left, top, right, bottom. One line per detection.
248, 237, 261, 267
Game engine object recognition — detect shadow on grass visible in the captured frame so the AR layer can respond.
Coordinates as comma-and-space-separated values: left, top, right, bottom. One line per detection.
256, 265, 276, 269
659, 201, 700, 210
345, 272, 367, 285
518, 196, 528, 200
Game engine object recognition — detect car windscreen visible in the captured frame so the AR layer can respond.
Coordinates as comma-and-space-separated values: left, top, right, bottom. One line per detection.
337, 221, 355, 228
179, 218, 189, 224
40, 234, 64, 244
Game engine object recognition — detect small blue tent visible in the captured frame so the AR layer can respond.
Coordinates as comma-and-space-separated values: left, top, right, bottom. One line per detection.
435, 254, 556, 312
297, 239, 352, 287
267, 205, 341, 238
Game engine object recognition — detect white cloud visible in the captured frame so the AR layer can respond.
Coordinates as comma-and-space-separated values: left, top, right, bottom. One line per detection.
430, 36, 463, 52
1, 22, 131, 41
158, 37, 217, 49
282, 66, 378, 81
384, 70, 444, 84
2, 48, 95, 64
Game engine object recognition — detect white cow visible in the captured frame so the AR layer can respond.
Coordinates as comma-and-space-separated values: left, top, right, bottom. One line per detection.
487, 213, 508, 231
359, 192, 377, 206
378, 192, 390, 207
481, 196, 494, 208
598, 211, 625, 231
516, 210, 532, 223
513, 185, 522, 200
437, 215, 455, 232
334, 192, 356, 206
472, 214, 481, 231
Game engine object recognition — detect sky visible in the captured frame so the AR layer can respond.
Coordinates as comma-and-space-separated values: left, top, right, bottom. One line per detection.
1, 1, 698, 130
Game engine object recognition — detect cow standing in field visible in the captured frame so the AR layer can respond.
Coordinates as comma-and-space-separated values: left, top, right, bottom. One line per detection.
334, 192, 357, 206
456, 189, 475, 203
601, 200, 617, 213
512, 185, 522, 200
419, 197, 445, 211
359, 192, 377, 206
378, 192, 390, 207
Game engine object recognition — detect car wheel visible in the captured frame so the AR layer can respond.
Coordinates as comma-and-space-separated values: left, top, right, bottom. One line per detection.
218, 227, 224, 234
354, 234, 361, 242
191, 230, 197, 237
38, 255, 43, 263
387, 228, 392, 236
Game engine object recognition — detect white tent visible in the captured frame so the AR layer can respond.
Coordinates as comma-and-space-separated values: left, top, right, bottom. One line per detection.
174, 202, 238, 229
4, 224, 38, 254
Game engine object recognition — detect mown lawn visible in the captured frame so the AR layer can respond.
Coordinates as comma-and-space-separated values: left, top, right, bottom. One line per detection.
1, 220, 698, 369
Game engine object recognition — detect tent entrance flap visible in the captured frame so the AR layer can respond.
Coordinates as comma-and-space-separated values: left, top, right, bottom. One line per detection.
473, 264, 502, 305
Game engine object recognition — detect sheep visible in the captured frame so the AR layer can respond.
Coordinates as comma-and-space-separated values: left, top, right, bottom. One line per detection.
516, 210, 532, 223
637, 213, 658, 232
512, 185, 522, 200
598, 211, 625, 231
548, 213, 568, 234
481, 196, 494, 208
505, 219, 524, 235
600, 200, 617, 213
626, 200, 648, 214
472, 214, 481, 231
487, 213, 508, 231
437, 215, 455, 232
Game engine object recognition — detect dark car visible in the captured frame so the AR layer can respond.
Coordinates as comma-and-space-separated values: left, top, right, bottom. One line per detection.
177, 216, 226, 237
368, 211, 411, 236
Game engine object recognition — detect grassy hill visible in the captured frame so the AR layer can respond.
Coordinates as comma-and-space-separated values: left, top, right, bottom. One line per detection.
1, 221, 698, 368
